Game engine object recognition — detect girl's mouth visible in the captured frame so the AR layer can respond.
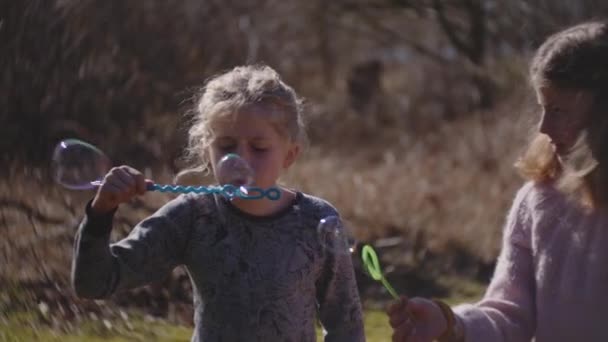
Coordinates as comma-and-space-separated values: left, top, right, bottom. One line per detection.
551, 141, 568, 155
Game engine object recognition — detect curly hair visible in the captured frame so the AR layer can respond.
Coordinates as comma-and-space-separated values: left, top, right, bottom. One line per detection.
179, 64, 307, 178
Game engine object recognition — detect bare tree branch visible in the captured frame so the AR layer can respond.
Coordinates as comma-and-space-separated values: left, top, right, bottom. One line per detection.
332, 1, 449, 64
432, 0, 485, 65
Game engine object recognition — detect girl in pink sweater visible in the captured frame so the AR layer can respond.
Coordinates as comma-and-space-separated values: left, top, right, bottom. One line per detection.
387, 20, 608, 342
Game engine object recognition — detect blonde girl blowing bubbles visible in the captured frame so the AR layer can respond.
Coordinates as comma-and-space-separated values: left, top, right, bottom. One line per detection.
72, 65, 365, 342
388, 20, 608, 342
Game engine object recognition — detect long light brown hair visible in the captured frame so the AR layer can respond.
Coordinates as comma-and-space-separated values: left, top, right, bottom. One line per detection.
516, 20, 608, 209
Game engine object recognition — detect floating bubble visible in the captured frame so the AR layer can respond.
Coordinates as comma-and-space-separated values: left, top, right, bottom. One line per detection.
316, 215, 358, 256
51, 139, 112, 190
216, 153, 254, 198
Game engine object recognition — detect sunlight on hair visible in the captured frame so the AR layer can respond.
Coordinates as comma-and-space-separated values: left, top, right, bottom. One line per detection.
515, 134, 560, 182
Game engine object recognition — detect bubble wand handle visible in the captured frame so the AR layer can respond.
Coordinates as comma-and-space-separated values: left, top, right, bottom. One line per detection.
90, 181, 281, 200
380, 278, 399, 300
54, 139, 280, 200
361, 244, 399, 300
148, 183, 281, 200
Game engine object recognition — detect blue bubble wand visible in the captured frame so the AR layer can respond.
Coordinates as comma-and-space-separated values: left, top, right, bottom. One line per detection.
52, 139, 281, 200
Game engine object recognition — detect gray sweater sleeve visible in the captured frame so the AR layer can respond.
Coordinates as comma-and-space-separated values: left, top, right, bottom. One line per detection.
315, 212, 366, 341
71, 195, 194, 299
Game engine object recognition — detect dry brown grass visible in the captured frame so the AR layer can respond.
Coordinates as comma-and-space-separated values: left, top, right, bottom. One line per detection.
287, 89, 536, 264
2, 89, 538, 279
1, 83, 538, 330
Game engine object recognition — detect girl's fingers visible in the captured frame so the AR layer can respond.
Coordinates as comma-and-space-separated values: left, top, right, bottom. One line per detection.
391, 317, 415, 342
114, 167, 135, 187
134, 174, 147, 194
389, 311, 409, 328
388, 296, 410, 329
392, 328, 406, 342
122, 166, 147, 195
93, 166, 147, 212
105, 175, 131, 195
387, 295, 408, 315
407, 298, 430, 315
102, 183, 122, 195
113, 166, 147, 195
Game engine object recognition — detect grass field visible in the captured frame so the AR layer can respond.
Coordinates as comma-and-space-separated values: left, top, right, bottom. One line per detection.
0, 308, 453, 342
0, 274, 485, 341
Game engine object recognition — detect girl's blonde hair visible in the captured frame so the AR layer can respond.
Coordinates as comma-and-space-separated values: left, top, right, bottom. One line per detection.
180, 64, 306, 177
516, 20, 608, 209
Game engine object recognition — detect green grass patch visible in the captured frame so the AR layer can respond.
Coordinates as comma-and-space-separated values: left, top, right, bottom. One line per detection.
0, 276, 485, 341
1, 309, 393, 342
437, 274, 486, 306
1, 312, 192, 342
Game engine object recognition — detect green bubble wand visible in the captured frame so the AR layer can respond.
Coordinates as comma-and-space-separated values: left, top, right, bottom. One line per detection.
361, 244, 399, 299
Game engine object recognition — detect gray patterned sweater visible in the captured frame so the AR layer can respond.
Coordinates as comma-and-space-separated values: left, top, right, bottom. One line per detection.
72, 192, 365, 342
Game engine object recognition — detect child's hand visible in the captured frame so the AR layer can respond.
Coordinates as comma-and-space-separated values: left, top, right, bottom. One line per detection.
91, 166, 152, 214
387, 296, 446, 342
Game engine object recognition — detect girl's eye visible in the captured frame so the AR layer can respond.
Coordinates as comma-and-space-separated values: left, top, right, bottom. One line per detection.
543, 106, 563, 118
252, 146, 268, 152
548, 106, 563, 114
218, 144, 235, 152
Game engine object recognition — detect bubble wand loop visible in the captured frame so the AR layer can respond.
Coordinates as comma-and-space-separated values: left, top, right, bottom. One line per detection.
361, 244, 399, 300
53, 139, 281, 200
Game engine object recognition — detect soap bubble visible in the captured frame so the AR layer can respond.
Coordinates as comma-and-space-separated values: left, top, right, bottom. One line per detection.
317, 215, 358, 256
216, 153, 254, 198
51, 139, 111, 190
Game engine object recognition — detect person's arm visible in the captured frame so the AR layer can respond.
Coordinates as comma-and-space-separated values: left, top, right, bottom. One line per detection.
71, 194, 194, 299
316, 218, 366, 342
450, 183, 536, 342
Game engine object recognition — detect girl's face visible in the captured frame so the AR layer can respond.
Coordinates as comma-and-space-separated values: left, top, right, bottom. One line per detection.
208, 107, 299, 189
536, 85, 595, 156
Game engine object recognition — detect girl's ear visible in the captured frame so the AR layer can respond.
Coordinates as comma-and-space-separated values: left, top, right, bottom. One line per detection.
283, 144, 300, 169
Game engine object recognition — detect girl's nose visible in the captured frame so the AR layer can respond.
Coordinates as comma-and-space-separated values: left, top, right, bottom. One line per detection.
539, 113, 552, 137
234, 144, 250, 164
539, 119, 548, 135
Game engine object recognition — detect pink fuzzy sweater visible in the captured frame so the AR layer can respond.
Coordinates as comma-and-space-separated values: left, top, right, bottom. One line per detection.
454, 182, 608, 342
